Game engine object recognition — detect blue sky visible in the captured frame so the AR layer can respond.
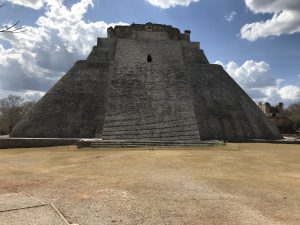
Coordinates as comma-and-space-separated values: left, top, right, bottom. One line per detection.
0, 0, 299, 106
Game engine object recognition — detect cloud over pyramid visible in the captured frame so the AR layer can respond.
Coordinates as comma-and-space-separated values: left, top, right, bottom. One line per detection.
11, 23, 282, 142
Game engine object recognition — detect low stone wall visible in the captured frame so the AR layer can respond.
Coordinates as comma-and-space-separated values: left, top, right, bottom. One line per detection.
0, 138, 78, 149
229, 139, 300, 144
0, 138, 299, 149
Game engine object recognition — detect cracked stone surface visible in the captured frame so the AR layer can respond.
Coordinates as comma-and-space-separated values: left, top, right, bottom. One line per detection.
0, 192, 44, 212
0, 205, 67, 225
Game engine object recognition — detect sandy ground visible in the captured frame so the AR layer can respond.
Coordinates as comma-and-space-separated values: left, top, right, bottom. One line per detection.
0, 143, 299, 225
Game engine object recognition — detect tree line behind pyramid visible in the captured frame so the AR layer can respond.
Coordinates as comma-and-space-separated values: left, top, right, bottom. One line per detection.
1, 23, 299, 141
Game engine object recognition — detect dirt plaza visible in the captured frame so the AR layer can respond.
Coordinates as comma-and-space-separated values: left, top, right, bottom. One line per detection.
0, 143, 299, 225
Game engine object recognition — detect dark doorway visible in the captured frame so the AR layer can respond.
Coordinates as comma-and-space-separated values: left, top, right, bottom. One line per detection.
147, 54, 152, 62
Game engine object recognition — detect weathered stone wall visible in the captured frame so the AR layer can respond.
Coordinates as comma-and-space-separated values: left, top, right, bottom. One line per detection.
184, 63, 282, 140
109, 23, 185, 41
181, 41, 209, 64
102, 39, 201, 142
136, 31, 169, 40
0, 138, 77, 149
10, 38, 117, 138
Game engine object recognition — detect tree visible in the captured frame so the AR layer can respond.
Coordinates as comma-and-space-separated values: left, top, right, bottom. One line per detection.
0, 95, 24, 133
0, 2, 23, 33
0, 95, 36, 134
0, 115, 6, 135
285, 102, 300, 132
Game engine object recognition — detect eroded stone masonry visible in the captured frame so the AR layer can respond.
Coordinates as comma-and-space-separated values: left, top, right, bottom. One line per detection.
11, 23, 282, 141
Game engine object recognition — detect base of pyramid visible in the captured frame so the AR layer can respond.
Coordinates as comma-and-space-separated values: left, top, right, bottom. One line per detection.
75, 138, 300, 148
76, 139, 218, 148
1, 137, 299, 149
0, 137, 78, 149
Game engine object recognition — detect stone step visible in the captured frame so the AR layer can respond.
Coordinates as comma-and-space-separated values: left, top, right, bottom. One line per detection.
101, 134, 201, 142
103, 124, 199, 134
76, 139, 220, 148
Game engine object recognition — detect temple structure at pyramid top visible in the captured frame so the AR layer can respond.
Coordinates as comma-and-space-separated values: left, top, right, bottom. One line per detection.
107, 22, 192, 41
11, 23, 282, 142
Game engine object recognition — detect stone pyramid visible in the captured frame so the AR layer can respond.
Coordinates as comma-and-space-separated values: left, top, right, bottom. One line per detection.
11, 23, 282, 141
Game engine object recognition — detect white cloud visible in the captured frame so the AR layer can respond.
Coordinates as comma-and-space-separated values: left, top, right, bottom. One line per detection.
0, 0, 126, 100
279, 85, 300, 100
244, 0, 300, 13
0, 89, 45, 102
23, 90, 45, 101
224, 60, 277, 89
6, 0, 64, 9
146, 0, 199, 9
241, 0, 300, 41
215, 60, 300, 105
6, 0, 45, 9
225, 12, 237, 22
